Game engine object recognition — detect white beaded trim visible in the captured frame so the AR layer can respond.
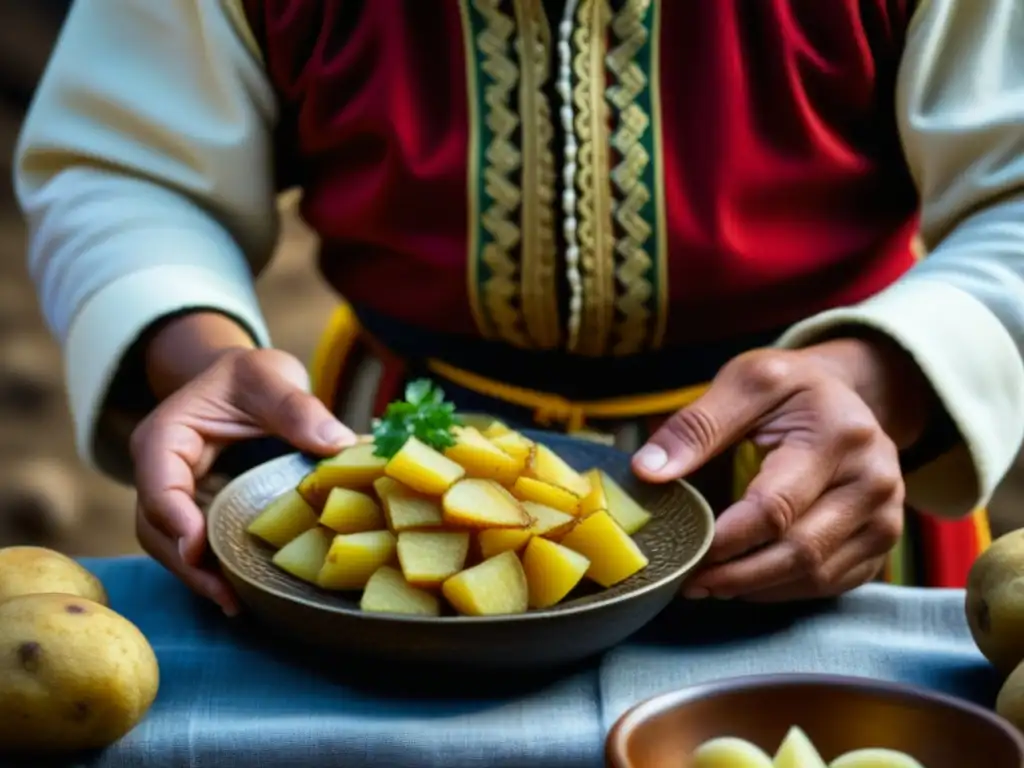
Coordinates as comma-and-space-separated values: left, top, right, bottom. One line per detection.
556, 0, 582, 351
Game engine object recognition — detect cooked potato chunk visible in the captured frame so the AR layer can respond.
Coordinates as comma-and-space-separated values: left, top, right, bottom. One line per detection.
247, 489, 319, 549
385, 436, 466, 495
360, 566, 441, 616
693, 737, 773, 768
773, 726, 827, 768
521, 536, 590, 609
442, 479, 532, 528
582, 469, 652, 534
521, 502, 575, 539
511, 475, 581, 515
442, 550, 529, 616
489, 430, 534, 462
476, 502, 575, 559
524, 444, 591, 497
375, 477, 444, 531
271, 527, 334, 584
559, 510, 649, 587
317, 530, 397, 590
482, 420, 512, 438
319, 487, 385, 534
396, 531, 471, 588
578, 468, 608, 518
477, 528, 534, 560
297, 443, 387, 506
444, 426, 524, 484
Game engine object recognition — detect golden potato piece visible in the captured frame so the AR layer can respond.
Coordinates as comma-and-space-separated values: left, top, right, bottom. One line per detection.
559, 511, 649, 587
360, 566, 441, 616
774, 726, 827, 768
578, 468, 608, 518
319, 487, 385, 534
511, 475, 580, 515
489, 430, 534, 462
524, 443, 590, 497
521, 537, 590, 609
374, 477, 444, 531
297, 443, 387, 506
693, 737, 773, 768
397, 531, 471, 588
828, 750, 925, 768
482, 420, 512, 438
0, 546, 107, 606
247, 489, 319, 549
0, 594, 159, 752
477, 528, 534, 560
385, 436, 466, 495
476, 503, 575, 559
317, 530, 397, 590
271, 527, 334, 584
580, 468, 652, 534
442, 479, 532, 529
444, 426, 524, 484
442, 550, 529, 616
521, 502, 575, 539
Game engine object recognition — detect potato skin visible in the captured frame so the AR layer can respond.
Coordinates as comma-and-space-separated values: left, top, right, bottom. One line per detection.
0, 546, 108, 605
0, 593, 159, 752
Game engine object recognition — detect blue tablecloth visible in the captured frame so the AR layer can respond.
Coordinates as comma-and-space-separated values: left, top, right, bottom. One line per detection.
7, 556, 1000, 768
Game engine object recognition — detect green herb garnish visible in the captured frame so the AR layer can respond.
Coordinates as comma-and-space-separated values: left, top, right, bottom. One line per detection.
371, 379, 461, 458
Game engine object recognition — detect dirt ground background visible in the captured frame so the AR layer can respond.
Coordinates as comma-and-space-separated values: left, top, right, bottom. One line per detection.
0, 3, 1020, 559
0, 181, 334, 555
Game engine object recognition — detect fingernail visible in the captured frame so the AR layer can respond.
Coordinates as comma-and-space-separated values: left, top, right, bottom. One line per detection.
222, 605, 240, 618
318, 421, 352, 446
684, 586, 710, 600
177, 538, 188, 560
636, 445, 668, 472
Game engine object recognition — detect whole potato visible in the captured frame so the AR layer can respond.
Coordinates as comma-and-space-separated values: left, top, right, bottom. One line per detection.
0, 593, 159, 752
0, 546, 107, 605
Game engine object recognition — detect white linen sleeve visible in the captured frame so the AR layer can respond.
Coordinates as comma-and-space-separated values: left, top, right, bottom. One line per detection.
15, 0, 279, 480
776, 0, 1024, 518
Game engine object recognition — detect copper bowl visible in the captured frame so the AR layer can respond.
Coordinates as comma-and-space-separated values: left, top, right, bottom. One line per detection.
607, 673, 1024, 768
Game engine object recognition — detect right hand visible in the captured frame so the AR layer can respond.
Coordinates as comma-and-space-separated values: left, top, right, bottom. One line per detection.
129, 347, 356, 615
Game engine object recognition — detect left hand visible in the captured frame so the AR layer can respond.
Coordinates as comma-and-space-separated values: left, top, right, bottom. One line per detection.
632, 338, 926, 602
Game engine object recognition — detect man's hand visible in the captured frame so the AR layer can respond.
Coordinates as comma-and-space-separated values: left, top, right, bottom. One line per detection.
632, 338, 926, 601
129, 347, 355, 615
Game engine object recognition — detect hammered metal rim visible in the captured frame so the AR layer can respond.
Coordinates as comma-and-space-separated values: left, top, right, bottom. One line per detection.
208, 435, 715, 626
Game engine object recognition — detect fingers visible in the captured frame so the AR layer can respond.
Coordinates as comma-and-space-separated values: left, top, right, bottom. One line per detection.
131, 418, 206, 541
633, 350, 803, 481
741, 556, 888, 603
688, 499, 902, 601
136, 505, 240, 615
131, 416, 239, 613
231, 349, 355, 455
705, 443, 840, 566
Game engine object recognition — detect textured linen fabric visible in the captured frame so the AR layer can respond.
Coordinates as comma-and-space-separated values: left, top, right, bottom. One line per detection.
2, 556, 996, 768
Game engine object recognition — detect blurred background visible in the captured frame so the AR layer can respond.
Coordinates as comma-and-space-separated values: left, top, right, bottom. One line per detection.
0, 2, 1020, 558
0, 1, 336, 555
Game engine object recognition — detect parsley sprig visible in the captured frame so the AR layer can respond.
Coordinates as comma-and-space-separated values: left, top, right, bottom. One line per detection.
371, 379, 461, 458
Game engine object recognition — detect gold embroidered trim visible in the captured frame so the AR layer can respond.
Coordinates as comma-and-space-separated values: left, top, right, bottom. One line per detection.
570, 0, 616, 356
607, 0, 655, 355
472, 0, 530, 347
649, 0, 669, 348
514, 0, 561, 350
459, 0, 488, 337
